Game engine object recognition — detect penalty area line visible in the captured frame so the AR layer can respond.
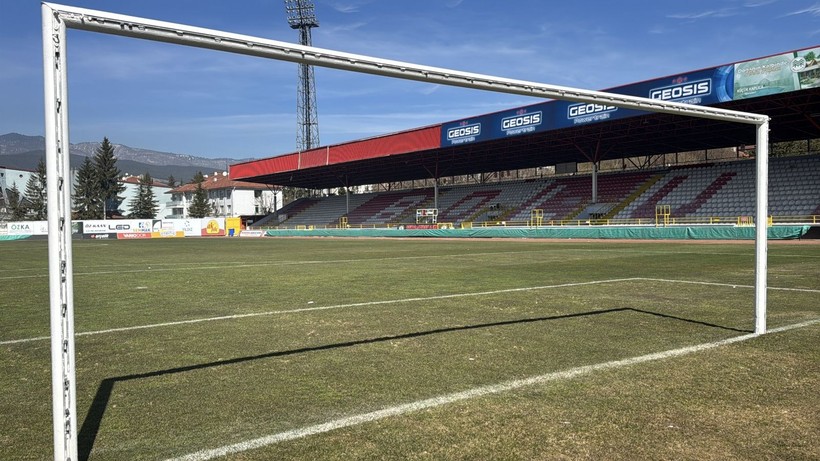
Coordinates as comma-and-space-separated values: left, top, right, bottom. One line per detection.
636, 277, 820, 293
0, 278, 638, 345
165, 318, 820, 461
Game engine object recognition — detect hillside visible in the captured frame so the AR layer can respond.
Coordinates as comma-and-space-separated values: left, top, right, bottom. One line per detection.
0, 133, 254, 181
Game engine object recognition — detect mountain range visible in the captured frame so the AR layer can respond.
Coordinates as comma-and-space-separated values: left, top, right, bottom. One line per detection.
0, 133, 255, 183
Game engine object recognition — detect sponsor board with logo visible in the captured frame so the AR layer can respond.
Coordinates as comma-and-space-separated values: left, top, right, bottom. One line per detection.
149, 219, 185, 238
6, 221, 49, 236
239, 230, 265, 237
117, 232, 152, 240
83, 233, 117, 240
497, 108, 546, 137
440, 114, 493, 146
82, 220, 153, 235
733, 47, 820, 99
434, 44, 820, 144
201, 218, 226, 237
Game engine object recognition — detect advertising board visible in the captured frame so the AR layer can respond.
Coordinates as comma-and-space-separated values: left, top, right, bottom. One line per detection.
200, 218, 226, 237
440, 115, 494, 147
6, 221, 49, 236
437, 45, 818, 149
82, 220, 153, 235
734, 47, 820, 99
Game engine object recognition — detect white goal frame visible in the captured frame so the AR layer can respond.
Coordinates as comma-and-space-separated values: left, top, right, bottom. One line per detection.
41, 3, 770, 460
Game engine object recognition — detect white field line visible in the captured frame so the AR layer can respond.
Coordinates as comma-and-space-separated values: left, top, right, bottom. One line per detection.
0, 278, 639, 345
639, 277, 820, 293
3, 278, 817, 346
3, 278, 818, 346
165, 318, 820, 461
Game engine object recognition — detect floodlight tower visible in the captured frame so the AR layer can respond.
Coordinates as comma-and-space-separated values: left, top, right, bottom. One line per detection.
285, 0, 320, 151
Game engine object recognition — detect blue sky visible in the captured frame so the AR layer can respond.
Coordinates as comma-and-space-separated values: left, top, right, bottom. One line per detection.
1, 0, 818, 159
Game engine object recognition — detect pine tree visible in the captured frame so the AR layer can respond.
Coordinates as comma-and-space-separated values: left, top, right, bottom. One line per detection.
24, 158, 47, 220
187, 180, 211, 218
167, 175, 176, 189
73, 157, 101, 219
93, 137, 125, 218
7, 184, 28, 220
128, 172, 159, 219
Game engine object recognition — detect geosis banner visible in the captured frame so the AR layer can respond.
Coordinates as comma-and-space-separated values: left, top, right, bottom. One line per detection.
440, 114, 495, 147
437, 45, 819, 148
552, 65, 735, 130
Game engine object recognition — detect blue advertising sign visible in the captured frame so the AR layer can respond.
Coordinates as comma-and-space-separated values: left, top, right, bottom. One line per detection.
441, 114, 494, 146
615, 65, 734, 105
494, 105, 549, 138
437, 45, 817, 149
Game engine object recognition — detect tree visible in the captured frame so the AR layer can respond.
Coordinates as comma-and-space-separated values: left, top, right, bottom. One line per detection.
128, 172, 159, 219
187, 173, 211, 218
167, 175, 176, 189
93, 137, 125, 218
73, 157, 101, 219
282, 186, 312, 205
24, 158, 47, 220
6, 184, 28, 220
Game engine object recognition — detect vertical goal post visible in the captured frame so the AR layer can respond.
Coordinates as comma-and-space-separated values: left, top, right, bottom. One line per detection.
40, 3, 770, 460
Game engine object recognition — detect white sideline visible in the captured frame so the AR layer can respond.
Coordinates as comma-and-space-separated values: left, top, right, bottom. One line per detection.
2, 277, 818, 346
164, 318, 820, 461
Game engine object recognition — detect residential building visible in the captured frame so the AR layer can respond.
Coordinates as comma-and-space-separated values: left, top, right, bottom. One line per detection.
0, 166, 36, 219
119, 175, 173, 218
166, 171, 280, 218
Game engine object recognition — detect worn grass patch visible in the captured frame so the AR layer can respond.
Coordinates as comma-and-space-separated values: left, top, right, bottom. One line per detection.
0, 238, 818, 460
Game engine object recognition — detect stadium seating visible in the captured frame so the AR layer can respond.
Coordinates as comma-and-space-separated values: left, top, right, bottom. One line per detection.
260, 154, 820, 227
617, 155, 820, 219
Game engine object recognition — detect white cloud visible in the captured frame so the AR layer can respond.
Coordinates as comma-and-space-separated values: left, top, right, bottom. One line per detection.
326, 1, 374, 14
783, 2, 820, 16
667, 8, 740, 20
744, 0, 777, 7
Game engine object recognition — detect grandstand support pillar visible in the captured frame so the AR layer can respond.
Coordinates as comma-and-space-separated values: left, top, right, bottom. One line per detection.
42, 4, 78, 461
345, 186, 350, 215
754, 120, 769, 335
592, 162, 599, 204
434, 178, 439, 210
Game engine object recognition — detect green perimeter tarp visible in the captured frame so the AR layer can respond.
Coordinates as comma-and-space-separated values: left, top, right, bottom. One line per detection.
264, 225, 811, 240
0, 235, 31, 241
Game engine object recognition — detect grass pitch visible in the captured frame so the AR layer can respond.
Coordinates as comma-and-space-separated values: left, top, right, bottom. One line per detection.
1, 237, 818, 460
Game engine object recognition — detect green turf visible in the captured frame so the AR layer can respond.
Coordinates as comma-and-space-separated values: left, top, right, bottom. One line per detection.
0, 238, 818, 460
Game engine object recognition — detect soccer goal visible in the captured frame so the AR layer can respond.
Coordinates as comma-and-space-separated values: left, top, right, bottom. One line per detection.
40, 3, 771, 460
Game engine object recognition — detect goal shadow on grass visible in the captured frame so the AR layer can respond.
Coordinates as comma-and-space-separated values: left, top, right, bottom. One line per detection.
77, 307, 750, 460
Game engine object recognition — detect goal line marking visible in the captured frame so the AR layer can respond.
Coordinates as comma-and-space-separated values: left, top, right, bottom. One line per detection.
2, 278, 817, 346
164, 318, 820, 461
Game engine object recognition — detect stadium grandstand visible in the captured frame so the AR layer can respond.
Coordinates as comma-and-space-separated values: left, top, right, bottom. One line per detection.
232, 46, 820, 233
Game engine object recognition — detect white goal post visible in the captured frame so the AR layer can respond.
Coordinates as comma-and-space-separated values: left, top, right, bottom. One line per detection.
41, 3, 770, 460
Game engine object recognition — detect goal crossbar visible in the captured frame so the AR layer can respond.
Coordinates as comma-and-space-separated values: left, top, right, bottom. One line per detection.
40, 3, 770, 460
